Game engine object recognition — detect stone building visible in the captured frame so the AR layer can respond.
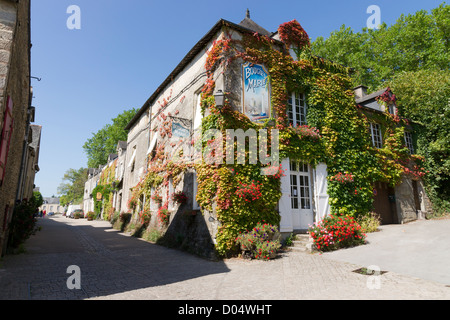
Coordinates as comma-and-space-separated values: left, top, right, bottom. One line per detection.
119, 12, 432, 258
40, 197, 64, 215
83, 166, 103, 214
355, 85, 432, 224
83, 141, 127, 217
87, 12, 431, 258
0, 0, 39, 257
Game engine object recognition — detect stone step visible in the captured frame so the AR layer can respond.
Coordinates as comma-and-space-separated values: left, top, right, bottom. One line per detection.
288, 234, 314, 253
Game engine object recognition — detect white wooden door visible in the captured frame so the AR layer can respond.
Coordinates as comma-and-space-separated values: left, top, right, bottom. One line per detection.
289, 160, 314, 230
314, 163, 330, 222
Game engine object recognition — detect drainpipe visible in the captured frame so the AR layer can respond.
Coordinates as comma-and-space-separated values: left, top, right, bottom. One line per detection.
15, 107, 32, 202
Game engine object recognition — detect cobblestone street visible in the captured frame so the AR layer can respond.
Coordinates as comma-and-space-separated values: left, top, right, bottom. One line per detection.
1, 215, 449, 300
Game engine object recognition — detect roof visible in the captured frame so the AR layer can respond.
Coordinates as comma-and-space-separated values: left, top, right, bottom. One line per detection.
43, 197, 60, 205
355, 88, 388, 104
117, 141, 127, 150
238, 9, 272, 36
29, 125, 42, 150
125, 15, 281, 131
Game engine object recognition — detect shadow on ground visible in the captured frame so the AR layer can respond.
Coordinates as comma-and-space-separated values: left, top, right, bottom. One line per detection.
0, 217, 230, 300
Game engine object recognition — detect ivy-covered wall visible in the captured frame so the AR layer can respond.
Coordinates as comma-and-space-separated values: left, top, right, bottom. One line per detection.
117, 19, 427, 258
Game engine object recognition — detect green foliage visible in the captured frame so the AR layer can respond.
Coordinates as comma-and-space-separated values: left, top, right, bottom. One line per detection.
83, 108, 138, 168
91, 184, 113, 217
8, 199, 41, 250
389, 69, 450, 213
311, 3, 449, 92
357, 212, 381, 234
57, 168, 88, 206
311, 3, 449, 214
33, 191, 44, 208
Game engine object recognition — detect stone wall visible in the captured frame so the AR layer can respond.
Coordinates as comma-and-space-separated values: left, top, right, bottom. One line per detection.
394, 177, 418, 224
0, 0, 31, 257
394, 177, 432, 224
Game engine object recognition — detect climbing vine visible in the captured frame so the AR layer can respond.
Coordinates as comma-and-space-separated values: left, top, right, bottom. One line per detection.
127, 19, 426, 257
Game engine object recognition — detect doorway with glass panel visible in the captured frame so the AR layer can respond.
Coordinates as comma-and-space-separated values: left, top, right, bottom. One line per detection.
289, 160, 314, 230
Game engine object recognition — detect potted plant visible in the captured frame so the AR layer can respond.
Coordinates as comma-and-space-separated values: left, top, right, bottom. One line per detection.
138, 209, 151, 227
86, 211, 95, 221
172, 191, 187, 205
151, 193, 163, 204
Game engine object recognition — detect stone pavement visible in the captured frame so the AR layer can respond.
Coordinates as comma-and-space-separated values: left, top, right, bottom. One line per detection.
0, 215, 449, 300
322, 218, 450, 286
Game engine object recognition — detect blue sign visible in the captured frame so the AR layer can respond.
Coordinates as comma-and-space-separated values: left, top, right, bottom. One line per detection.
172, 121, 190, 138
242, 63, 271, 123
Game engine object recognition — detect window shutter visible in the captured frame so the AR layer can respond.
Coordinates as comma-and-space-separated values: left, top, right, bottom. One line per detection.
0, 97, 14, 185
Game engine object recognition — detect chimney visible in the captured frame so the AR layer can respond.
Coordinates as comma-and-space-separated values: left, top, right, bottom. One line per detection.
353, 85, 368, 100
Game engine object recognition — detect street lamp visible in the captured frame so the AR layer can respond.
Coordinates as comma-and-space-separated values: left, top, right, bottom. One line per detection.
214, 90, 225, 109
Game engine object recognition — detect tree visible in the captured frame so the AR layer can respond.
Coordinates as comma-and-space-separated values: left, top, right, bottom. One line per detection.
33, 191, 44, 208
83, 108, 138, 168
388, 69, 450, 213
58, 168, 88, 206
311, 3, 449, 91
311, 3, 450, 213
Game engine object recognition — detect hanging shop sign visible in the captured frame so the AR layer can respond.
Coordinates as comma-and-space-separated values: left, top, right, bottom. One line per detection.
242, 63, 271, 123
172, 121, 190, 138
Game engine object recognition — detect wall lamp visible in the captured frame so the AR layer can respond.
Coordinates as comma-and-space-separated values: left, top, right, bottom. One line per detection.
214, 90, 225, 109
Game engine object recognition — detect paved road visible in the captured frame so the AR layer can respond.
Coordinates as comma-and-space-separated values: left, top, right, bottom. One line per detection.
0, 215, 449, 300
322, 218, 450, 286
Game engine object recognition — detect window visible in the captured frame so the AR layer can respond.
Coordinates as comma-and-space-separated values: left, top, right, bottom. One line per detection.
128, 146, 136, 172
192, 171, 200, 210
288, 92, 307, 127
370, 123, 383, 148
168, 177, 174, 210
404, 131, 414, 154
290, 161, 311, 210
388, 104, 397, 115
193, 92, 203, 131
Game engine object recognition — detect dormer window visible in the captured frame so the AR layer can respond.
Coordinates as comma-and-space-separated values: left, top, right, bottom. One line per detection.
288, 92, 307, 127
388, 104, 397, 115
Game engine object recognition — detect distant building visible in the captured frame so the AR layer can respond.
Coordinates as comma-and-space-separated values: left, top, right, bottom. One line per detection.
40, 197, 64, 214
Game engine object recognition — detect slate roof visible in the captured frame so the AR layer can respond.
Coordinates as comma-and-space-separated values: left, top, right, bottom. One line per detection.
43, 197, 60, 205
117, 141, 127, 150
238, 9, 272, 36
29, 125, 42, 151
355, 88, 388, 104
125, 12, 281, 131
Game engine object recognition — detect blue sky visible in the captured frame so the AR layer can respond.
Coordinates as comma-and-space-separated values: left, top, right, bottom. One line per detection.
31, 0, 446, 197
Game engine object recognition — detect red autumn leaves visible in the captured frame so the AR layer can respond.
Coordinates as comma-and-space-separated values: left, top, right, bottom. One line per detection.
278, 20, 310, 51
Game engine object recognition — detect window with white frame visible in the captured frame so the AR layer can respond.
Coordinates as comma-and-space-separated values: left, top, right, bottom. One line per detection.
404, 131, 414, 154
290, 161, 311, 210
370, 123, 383, 148
168, 177, 174, 210
192, 171, 200, 210
193, 92, 203, 131
288, 92, 307, 127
